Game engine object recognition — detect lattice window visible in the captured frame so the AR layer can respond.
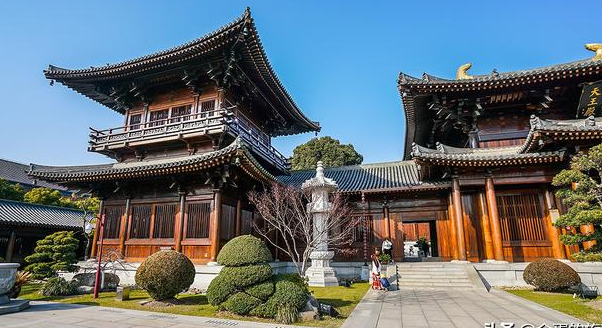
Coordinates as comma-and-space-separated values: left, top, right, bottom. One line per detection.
130, 205, 151, 239
148, 109, 169, 127
220, 204, 236, 240
349, 215, 372, 243
129, 114, 141, 130
153, 204, 177, 239
103, 205, 124, 239
241, 209, 254, 234
185, 202, 211, 239
170, 105, 192, 123
497, 193, 547, 242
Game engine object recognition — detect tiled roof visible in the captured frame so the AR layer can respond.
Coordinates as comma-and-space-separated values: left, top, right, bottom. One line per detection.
28, 138, 275, 183
520, 115, 602, 152
44, 8, 319, 136
398, 57, 602, 91
0, 158, 68, 191
411, 143, 566, 167
278, 161, 449, 194
0, 199, 86, 229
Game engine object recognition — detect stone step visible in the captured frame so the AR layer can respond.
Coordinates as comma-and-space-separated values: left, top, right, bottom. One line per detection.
400, 278, 471, 283
399, 281, 475, 288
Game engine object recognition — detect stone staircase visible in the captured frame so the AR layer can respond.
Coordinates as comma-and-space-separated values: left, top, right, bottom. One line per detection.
397, 262, 486, 290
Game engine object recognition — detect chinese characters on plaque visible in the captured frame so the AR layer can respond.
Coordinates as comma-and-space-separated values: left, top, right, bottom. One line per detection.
578, 80, 602, 118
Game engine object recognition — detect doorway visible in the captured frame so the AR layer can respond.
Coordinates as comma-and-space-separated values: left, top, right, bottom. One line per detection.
403, 220, 439, 261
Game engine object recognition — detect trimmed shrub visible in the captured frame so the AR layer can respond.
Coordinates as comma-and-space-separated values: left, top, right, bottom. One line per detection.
244, 279, 275, 301
523, 258, 581, 292
217, 235, 272, 266
220, 292, 263, 315
207, 274, 236, 306
25, 231, 79, 279
220, 264, 272, 287
40, 277, 78, 296
135, 250, 195, 300
249, 277, 308, 318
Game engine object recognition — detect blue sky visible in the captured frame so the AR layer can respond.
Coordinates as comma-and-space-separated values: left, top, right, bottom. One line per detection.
0, 1, 600, 166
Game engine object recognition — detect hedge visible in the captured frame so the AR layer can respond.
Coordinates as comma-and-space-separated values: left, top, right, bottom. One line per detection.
220, 292, 263, 315
135, 250, 195, 300
206, 274, 236, 306
523, 258, 581, 292
220, 264, 272, 287
244, 279, 275, 301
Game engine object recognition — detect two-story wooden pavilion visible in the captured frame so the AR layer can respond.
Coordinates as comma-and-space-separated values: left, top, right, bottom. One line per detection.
29, 9, 320, 264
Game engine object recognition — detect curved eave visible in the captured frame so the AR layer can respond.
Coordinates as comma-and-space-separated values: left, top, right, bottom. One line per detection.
412, 152, 566, 167
44, 8, 320, 135
398, 58, 602, 94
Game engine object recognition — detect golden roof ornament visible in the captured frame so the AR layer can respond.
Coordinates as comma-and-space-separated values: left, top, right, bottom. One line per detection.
585, 43, 602, 60
456, 63, 473, 80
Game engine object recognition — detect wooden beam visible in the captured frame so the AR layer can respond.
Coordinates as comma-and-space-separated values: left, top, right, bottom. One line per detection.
5, 230, 16, 262
581, 224, 596, 250
452, 176, 467, 261
235, 198, 242, 236
209, 189, 222, 261
175, 191, 186, 252
383, 203, 392, 240
90, 200, 104, 259
545, 190, 566, 260
118, 198, 131, 257
477, 192, 495, 261
447, 193, 459, 260
485, 175, 505, 261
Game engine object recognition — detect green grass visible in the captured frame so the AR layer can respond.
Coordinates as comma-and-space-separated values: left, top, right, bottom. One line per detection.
20, 282, 369, 328
506, 289, 602, 323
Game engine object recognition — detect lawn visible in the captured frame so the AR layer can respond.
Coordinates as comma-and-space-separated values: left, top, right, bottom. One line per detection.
506, 289, 602, 323
20, 282, 369, 328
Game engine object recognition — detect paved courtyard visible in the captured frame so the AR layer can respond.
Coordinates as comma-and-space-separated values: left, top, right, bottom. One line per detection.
1, 288, 586, 328
342, 288, 586, 328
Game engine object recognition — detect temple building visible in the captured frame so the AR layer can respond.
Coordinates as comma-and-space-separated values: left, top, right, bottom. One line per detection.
29, 8, 602, 263
29, 9, 320, 264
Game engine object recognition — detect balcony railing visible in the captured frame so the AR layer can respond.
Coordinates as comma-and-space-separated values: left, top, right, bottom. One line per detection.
89, 108, 290, 171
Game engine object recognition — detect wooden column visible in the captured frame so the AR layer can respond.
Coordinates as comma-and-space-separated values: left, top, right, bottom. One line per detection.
118, 198, 131, 257
90, 200, 104, 259
383, 202, 391, 240
485, 174, 505, 261
545, 190, 566, 259
477, 192, 494, 261
209, 189, 222, 261
5, 230, 16, 262
175, 191, 186, 252
447, 193, 459, 260
451, 176, 467, 261
235, 198, 242, 236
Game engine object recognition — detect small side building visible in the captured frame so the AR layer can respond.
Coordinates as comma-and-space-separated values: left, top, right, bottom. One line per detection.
0, 199, 85, 263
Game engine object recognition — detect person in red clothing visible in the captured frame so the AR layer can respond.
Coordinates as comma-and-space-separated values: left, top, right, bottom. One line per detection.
371, 251, 382, 290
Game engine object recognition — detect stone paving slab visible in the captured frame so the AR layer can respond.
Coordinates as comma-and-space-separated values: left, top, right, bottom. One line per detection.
0, 301, 304, 328
342, 287, 587, 328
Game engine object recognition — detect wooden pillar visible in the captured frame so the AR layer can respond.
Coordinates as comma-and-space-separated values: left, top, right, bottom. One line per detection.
175, 191, 186, 252
485, 174, 505, 261
447, 193, 459, 260
452, 176, 467, 261
210, 189, 222, 261
235, 198, 242, 236
383, 202, 391, 240
477, 193, 495, 261
5, 230, 16, 262
90, 200, 104, 259
118, 198, 131, 257
545, 191, 566, 259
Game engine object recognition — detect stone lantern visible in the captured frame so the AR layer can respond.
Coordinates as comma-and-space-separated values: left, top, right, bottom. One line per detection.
302, 161, 339, 287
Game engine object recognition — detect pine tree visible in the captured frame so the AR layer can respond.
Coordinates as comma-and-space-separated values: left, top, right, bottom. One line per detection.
24, 231, 80, 279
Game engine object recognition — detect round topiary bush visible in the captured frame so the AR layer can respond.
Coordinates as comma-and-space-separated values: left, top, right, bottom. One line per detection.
523, 258, 581, 292
217, 235, 272, 266
249, 275, 308, 318
135, 250, 195, 300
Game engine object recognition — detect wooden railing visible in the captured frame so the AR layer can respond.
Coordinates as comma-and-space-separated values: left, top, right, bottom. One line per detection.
89, 107, 290, 171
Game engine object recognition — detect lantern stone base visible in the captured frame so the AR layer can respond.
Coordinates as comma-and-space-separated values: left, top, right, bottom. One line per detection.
305, 251, 339, 287
0, 299, 30, 315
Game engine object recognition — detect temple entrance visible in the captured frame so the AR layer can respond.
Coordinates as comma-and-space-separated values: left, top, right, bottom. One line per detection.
403, 220, 439, 261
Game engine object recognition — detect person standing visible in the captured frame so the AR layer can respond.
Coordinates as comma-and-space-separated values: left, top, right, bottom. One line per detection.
370, 251, 382, 290
382, 238, 393, 262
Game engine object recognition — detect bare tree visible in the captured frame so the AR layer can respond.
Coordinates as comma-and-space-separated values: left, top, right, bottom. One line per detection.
248, 182, 359, 276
